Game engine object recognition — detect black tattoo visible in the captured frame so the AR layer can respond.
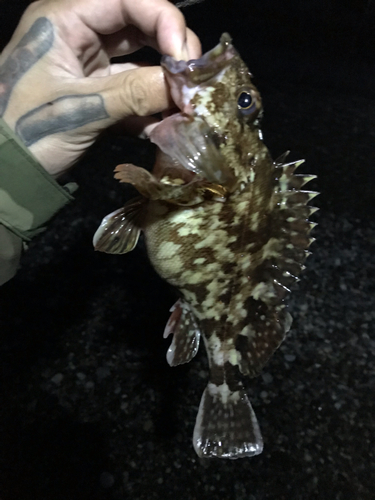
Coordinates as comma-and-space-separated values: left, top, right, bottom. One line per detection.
15, 94, 110, 146
0, 17, 54, 116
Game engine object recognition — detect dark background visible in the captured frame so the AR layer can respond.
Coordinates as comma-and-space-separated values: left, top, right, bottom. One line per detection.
1, 1, 374, 499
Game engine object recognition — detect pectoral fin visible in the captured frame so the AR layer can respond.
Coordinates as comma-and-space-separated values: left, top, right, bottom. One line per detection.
114, 164, 165, 199
114, 163, 226, 206
93, 197, 144, 254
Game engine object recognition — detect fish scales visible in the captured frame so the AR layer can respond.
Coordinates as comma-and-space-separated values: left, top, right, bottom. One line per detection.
94, 34, 317, 459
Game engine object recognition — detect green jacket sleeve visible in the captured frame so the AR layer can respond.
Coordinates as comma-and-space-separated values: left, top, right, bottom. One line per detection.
0, 118, 77, 285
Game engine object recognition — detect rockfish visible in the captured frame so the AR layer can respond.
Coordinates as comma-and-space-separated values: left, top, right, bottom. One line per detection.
94, 34, 317, 459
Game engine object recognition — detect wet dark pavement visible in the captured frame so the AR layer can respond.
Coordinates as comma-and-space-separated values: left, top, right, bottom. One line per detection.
1, 1, 374, 499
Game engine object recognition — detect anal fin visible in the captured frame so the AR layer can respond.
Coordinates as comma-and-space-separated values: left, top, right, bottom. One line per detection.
164, 299, 201, 366
193, 380, 263, 459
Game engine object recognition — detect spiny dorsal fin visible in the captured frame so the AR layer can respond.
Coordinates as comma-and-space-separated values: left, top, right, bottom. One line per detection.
233, 157, 318, 377
262, 158, 318, 297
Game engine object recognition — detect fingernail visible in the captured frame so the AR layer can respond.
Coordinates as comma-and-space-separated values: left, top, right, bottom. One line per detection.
169, 32, 189, 61
179, 41, 189, 61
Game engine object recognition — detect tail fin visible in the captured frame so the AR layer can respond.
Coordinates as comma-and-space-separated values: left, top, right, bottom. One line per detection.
193, 381, 263, 459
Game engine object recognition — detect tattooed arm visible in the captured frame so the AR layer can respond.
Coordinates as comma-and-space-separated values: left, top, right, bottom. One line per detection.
0, 0, 200, 285
0, 0, 201, 177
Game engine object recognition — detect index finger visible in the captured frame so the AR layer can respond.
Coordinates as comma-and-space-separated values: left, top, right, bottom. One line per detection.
73, 0, 201, 59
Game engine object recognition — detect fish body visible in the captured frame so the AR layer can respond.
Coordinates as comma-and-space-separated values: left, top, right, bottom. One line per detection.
94, 34, 317, 459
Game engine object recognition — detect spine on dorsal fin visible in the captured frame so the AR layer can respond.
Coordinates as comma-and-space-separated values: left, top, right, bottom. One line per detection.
287, 174, 317, 190
273, 150, 290, 166
275, 190, 319, 208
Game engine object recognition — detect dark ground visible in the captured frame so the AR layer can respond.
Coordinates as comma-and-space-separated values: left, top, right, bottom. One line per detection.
1, 1, 375, 499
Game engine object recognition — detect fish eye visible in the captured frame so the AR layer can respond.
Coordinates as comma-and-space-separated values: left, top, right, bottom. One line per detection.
237, 90, 257, 116
238, 91, 253, 109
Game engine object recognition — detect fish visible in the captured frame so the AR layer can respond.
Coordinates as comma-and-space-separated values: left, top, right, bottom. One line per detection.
93, 33, 318, 459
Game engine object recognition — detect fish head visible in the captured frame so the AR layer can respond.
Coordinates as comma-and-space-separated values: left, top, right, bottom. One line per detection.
162, 33, 262, 124
151, 33, 266, 190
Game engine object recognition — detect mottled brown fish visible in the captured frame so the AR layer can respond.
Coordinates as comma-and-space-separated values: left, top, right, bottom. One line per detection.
93, 34, 317, 459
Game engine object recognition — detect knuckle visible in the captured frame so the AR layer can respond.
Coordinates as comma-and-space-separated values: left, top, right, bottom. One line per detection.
122, 72, 150, 117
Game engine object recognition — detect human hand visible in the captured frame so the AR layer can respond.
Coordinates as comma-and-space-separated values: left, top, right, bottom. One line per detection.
0, 0, 201, 177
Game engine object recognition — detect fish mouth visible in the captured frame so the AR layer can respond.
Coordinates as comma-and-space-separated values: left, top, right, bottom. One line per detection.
161, 33, 236, 85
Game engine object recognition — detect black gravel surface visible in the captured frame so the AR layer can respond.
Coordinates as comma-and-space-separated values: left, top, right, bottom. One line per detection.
1, 1, 374, 499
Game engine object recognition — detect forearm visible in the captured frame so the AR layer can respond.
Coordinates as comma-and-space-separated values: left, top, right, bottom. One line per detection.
0, 225, 22, 286
0, 117, 76, 285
